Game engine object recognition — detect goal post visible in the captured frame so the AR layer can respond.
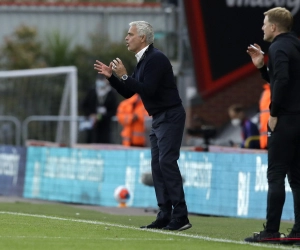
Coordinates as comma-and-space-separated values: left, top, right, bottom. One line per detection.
0, 66, 78, 147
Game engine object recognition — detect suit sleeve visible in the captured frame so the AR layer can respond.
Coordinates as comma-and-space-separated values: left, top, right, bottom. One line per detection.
259, 65, 270, 83
108, 74, 135, 99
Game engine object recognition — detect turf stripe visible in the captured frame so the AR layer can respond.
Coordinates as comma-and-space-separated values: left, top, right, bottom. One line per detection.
0, 211, 292, 249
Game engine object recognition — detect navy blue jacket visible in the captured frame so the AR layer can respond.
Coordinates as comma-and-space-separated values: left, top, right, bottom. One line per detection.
108, 44, 182, 116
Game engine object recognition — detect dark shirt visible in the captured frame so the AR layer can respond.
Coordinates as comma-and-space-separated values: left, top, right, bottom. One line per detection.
108, 44, 182, 116
259, 32, 300, 116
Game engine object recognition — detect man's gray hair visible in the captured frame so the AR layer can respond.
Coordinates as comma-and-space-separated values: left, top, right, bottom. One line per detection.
129, 21, 154, 45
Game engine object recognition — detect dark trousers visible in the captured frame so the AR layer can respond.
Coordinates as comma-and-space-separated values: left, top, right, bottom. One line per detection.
149, 105, 188, 220
266, 115, 300, 232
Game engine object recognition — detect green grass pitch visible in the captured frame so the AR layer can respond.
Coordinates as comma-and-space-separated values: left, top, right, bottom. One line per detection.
0, 201, 296, 250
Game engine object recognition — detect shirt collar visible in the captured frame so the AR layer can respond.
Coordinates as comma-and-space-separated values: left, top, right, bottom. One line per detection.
135, 45, 150, 63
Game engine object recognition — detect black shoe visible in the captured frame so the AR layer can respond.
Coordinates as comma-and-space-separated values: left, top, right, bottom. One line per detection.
282, 229, 300, 245
244, 230, 281, 243
162, 217, 192, 231
140, 219, 170, 229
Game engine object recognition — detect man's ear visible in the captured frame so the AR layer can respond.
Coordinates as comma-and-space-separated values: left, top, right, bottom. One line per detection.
140, 35, 146, 43
271, 23, 276, 32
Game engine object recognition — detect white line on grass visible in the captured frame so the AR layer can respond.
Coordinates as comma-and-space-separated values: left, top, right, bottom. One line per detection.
0, 211, 293, 249
0, 236, 175, 241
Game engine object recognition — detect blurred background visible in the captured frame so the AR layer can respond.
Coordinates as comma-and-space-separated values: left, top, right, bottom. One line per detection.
0, 0, 299, 149
0, 0, 299, 221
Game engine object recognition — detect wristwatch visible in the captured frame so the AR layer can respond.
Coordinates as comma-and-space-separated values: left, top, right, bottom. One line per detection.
121, 74, 128, 81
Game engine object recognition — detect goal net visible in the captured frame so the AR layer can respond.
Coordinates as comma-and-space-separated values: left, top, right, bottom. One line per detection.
0, 66, 78, 147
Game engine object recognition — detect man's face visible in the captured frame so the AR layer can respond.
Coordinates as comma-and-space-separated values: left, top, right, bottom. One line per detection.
125, 25, 144, 54
262, 16, 275, 42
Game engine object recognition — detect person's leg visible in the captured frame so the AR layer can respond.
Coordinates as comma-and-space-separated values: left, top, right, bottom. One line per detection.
245, 116, 295, 242
140, 115, 172, 229
288, 162, 300, 246
287, 115, 300, 233
266, 115, 295, 232
92, 123, 100, 143
288, 156, 300, 234
149, 126, 172, 219
86, 129, 92, 143
155, 106, 188, 219
141, 105, 191, 231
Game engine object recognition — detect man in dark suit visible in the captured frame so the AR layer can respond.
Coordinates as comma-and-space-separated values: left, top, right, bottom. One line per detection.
94, 21, 191, 231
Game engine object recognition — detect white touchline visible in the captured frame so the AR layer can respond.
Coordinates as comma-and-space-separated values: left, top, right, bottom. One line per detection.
0, 211, 291, 250
0, 235, 175, 241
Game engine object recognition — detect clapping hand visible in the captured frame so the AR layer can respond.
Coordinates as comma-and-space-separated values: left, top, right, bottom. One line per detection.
246, 43, 265, 69
94, 60, 113, 78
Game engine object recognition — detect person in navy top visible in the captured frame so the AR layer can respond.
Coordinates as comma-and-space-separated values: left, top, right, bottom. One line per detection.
94, 21, 191, 231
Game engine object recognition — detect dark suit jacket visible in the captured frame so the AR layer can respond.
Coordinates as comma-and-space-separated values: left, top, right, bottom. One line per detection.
108, 44, 182, 116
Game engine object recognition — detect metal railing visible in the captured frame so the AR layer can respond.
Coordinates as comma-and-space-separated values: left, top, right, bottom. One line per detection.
0, 115, 151, 147
22, 115, 82, 147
